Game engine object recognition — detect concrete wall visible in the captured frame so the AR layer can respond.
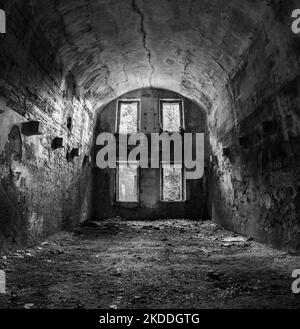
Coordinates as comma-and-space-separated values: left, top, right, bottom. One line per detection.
0, 3, 94, 250
210, 2, 300, 253
92, 88, 210, 220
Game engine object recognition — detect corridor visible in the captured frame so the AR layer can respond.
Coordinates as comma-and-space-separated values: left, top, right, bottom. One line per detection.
1, 0, 300, 311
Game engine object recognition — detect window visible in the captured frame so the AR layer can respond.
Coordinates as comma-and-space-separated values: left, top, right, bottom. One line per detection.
161, 164, 185, 202
160, 100, 184, 132
117, 100, 140, 133
116, 163, 139, 202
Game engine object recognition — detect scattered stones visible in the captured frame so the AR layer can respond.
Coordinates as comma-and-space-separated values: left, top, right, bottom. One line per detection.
24, 303, 34, 309
0, 220, 299, 309
50, 248, 64, 255
112, 272, 122, 277
206, 270, 223, 281
222, 236, 248, 243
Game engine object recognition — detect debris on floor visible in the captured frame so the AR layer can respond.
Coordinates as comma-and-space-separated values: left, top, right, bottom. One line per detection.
222, 236, 248, 243
0, 220, 299, 309
24, 303, 34, 309
206, 270, 223, 281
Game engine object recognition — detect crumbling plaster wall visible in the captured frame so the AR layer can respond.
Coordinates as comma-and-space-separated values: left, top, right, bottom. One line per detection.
92, 88, 210, 220
0, 4, 94, 250
210, 2, 300, 253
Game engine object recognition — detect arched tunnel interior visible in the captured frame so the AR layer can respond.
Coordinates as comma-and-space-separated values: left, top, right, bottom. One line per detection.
0, 0, 300, 309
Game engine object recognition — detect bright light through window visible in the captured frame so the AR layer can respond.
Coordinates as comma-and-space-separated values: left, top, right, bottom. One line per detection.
118, 101, 139, 133
117, 163, 139, 202
161, 165, 184, 201
161, 101, 182, 132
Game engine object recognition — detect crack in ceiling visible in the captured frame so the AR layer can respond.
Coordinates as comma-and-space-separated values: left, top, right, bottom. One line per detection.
17, 0, 269, 110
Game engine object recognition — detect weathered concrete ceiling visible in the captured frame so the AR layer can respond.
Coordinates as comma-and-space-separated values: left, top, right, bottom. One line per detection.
8, 0, 268, 110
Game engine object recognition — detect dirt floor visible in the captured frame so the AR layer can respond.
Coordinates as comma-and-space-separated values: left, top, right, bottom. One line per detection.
0, 219, 300, 309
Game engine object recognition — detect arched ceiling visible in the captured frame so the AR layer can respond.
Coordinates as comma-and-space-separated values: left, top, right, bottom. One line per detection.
17, 0, 268, 110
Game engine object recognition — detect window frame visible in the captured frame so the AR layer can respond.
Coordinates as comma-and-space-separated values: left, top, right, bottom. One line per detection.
116, 161, 140, 203
115, 99, 141, 134
159, 99, 185, 133
160, 162, 186, 203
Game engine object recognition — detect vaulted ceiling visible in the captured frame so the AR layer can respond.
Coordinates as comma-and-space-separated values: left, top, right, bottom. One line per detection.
5, 0, 269, 110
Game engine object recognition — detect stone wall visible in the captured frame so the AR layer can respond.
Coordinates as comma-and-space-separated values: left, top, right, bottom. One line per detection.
0, 2, 94, 250
92, 88, 211, 220
0, 0, 299, 253
210, 3, 300, 253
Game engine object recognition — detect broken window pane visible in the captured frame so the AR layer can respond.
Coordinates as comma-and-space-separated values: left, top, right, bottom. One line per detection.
118, 101, 139, 133
162, 165, 183, 201
117, 163, 138, 202
161, 101, 182, 132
